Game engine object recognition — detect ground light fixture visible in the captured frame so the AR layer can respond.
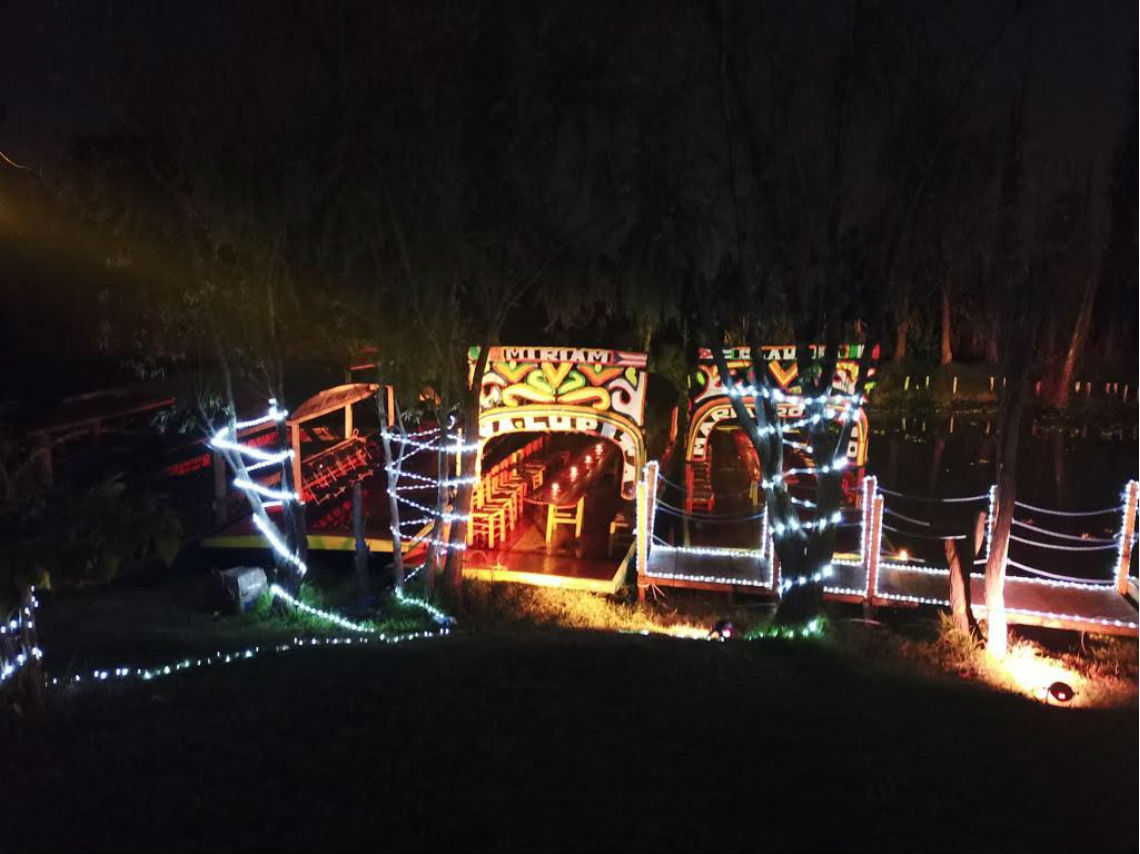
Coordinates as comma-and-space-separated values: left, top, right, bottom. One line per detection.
1047, 681, 1075, 703
707, 620, 735, 641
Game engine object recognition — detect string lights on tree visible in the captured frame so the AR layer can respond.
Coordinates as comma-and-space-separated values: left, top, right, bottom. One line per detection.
209, 402, 455, 626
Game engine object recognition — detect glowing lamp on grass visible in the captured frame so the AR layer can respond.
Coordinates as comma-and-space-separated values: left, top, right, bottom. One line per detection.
897, 549, 910, 562
570, 466, 578, 479
707, 620, 735, 642
1047, 681, 1075, 703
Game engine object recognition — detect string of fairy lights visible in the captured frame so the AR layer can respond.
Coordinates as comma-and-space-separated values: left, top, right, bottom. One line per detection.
650, 383, 863, 591
5, 397, 1135, 697
642, 378, 1138, 626
0, 406, 466, 698
208, 401, 456, 623
380, 426, 479, 554
0, 588, 42, 687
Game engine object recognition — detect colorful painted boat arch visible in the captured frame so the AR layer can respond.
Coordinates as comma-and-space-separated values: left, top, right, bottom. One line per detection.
469, 346, 648, 499
684, 344, 876, 466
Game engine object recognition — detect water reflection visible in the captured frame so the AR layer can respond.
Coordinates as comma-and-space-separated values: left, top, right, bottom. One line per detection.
866, 412, 1138, 582
865, 413, 1138, 510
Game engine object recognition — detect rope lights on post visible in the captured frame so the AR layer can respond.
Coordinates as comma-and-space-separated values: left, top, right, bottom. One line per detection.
1115, 480, 1139, 596
636, 466, 650, 603
645, 459, 660, 544
860, 475, 877, 579
211, 402, 452, 626
865, 491, 885, 606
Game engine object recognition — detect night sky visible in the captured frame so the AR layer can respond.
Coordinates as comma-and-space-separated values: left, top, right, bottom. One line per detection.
1, 0, 1134, 205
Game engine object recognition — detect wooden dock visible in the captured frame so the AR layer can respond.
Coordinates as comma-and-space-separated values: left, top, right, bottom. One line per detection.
640, 545, 1138, 635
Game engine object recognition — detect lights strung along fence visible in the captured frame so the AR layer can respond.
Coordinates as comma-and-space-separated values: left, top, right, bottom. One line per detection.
636, 459, 1140, 635
0, 410, 459, 705
381, 426, 479, 564
0, 587, 43, 690
640, 383, 870, 600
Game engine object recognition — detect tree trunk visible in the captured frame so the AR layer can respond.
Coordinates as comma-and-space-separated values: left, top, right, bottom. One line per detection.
1048, 270, 1099, 408
352, 481, 370, 596
775, 581, 824, 625
443, 340, 492, 598
376, 383, 406, 592
422, 420, 449, 592
984, 474, 1015, 657
940, 280, 953, 365
985, 354, 1031, 658
893, 297, 909, 363
945, 511, 983, 636
276, 417, 308, 594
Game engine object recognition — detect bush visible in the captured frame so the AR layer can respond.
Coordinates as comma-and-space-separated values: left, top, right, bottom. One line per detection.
0, 475, 182, 609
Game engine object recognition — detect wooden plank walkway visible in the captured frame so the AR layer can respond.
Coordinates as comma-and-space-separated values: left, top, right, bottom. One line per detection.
644, 545, 771, 592
642, 549, 1139, 636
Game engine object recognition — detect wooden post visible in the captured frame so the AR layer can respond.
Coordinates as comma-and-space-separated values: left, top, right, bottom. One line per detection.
213, 450, 228, 526
636, 475, 649, 602
1115, 480, 1138, 595
344, 403, 353, 439
860, 475, 877, 568
951, 375, 958, 396
865, 494, 884, 604
645, 460, 660, 538
290, 423, 302, 503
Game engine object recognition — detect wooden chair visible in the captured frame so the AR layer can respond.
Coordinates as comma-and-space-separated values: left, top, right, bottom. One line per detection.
468, 504, 508, 548
469, 482, 510, 547
523, 465, 544, 491
545, 496, 585, 548
487, 473, 523, 523
608, 512, 634, 558
687, 462, 715, 513
480, 477, 520, 528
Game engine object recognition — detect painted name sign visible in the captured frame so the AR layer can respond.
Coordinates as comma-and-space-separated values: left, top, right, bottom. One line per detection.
697, 344, 866, 363
477, 346, 648, 368
478, 410, 641, 499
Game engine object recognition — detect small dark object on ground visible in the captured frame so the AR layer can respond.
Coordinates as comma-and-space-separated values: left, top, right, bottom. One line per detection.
708, 620, 734, 641
1048, 681, 1075, 703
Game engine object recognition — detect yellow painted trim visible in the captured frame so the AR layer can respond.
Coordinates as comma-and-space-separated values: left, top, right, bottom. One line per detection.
463, 561, 625, 595
684, 397, 871, 465
201, 532, 397, 553
477, 404, 647, 500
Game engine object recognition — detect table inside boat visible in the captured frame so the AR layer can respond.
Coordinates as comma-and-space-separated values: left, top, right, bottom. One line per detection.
530, 441, 620, 549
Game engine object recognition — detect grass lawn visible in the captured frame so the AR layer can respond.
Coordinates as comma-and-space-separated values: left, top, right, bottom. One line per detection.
2, 624, 1136, 853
